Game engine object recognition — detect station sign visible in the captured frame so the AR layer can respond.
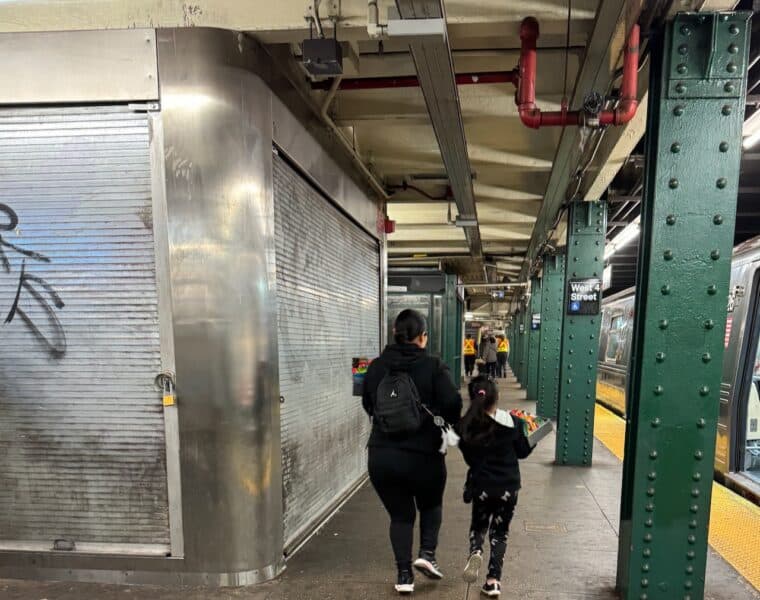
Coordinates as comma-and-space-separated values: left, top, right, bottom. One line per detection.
566, 278, 602, 315
531, 313, 541, 330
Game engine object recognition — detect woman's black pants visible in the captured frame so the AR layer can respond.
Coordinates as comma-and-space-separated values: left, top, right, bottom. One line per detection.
368, 447, 447, 572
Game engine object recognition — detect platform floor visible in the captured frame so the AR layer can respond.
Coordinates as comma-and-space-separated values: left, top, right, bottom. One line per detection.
1, 375, 758, 600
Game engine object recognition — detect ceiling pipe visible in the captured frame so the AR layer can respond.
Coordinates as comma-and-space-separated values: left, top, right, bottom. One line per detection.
312, 70, 518, 91
516, 17, 640, 129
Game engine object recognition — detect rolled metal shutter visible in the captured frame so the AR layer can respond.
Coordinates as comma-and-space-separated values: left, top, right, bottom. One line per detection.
0, 107, 170, 553
273, 152, 380, 548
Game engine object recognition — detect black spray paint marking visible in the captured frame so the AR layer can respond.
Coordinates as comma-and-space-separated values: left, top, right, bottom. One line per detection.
0, 204, 65, 358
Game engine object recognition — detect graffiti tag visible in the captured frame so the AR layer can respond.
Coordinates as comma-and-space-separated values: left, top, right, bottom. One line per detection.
0, 203, 66, 357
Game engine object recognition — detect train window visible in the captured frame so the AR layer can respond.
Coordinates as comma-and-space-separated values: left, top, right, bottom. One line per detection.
744, 339, 760, 481
605, 315, 626, 364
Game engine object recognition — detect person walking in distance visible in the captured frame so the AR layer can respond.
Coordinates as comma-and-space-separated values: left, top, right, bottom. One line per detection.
362, 309, 463, 595
457, 376, 533, 597
463, 334, 477, 378
481, 336, 498, 379
496, 336, 509, 379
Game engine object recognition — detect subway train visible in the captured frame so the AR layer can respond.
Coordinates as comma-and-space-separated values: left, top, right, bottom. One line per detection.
596, 235, 760, 499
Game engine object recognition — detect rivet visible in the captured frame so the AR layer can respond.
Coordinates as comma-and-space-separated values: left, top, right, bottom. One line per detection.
685, 580, 693, 590
659, 319, 669, 330
701, 353, 711, 363
690, 504, 699, 513
699, 386, 709, 396
686, 565, 694, 574
647, 487, 656, 497
590, 334, 595, 339
671, 142, 681, 154
649, 450, 658, 459
654, 386, 664, 396
645, 503, 655, 512
687, 535, 696, 544
693, 472, 701, 481
727, 63, 737, 74
678, 44, 688, 55
645, 519, 653, 527
720, 14, 729, 22
680, 25, 690, 35
704, 319, 715, 330
661, 285, 671, 295
651, 417, 661, 427
694, 450, 703, 460
677, 63, 688, 75
707, 284, 718, 295
573, 272, 577, 277
642, 563, 650, 572
728, 43, 738, 54
640, 594, 648, 600
710, 249, 720, 260
674, 105, 685, 116
719, 142, 729, 152
724, 82, 735, 93
648, 471, 657, 481
722, 105, 732, 116
696, 418, 706, 428
666, 214, 677, 225
691, 489, 700, 498
641, 577, 649, 587
643, 548, 652, 557
676, 83, 686, 94
687, 550, 695, 559
669, 178, 679, 189
664, 249, 674, 260
655, 352, 666, 363
729, 24, 739, 35
716, 178, 727, 189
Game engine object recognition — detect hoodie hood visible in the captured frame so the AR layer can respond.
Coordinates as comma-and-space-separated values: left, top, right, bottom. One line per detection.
381, 343, 427, 371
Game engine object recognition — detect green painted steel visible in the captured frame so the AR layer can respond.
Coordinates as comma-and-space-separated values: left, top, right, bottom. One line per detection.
537, 253, 566, 418
518, 304, 531, 387
554, 200, 607, 465
526, 277, 543, 400
442, 275, 463, 384
617, 13, 751, 600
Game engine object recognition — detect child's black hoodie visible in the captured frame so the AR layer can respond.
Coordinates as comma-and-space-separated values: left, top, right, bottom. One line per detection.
458, 409, 533, 497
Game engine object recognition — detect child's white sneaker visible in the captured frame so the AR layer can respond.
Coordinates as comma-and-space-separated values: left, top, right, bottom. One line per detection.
463, 551, 482, 583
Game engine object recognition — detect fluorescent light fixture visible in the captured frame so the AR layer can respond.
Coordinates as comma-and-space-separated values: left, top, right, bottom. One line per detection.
465, 312, 475, 320
603, 264, 613, 290
604, 217, 641, 260
742, 110, 760, 149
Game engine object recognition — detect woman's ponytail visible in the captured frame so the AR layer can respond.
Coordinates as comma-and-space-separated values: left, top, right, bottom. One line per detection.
458, 376, 498, 444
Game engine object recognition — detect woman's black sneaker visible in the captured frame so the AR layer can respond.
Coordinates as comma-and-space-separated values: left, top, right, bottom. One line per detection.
413, 551, 443, 580
481, 581, 501, 597
394, 569, 414, 594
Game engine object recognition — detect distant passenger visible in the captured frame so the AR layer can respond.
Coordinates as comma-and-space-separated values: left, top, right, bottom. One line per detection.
457, 376, 533, 597
463, 334, 477, 377
481, 336, 498, 379
496, 336, 509, 378
362, 308, 463, 595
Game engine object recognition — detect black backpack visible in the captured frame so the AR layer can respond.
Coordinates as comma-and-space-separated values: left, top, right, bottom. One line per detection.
373, 370, 424, 434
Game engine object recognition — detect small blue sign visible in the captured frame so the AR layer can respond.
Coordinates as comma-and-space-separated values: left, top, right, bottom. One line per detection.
570, 300, 581, 313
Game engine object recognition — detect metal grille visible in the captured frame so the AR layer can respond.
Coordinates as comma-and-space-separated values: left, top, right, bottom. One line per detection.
0, 107, 170, 552
273, 153, 379, 548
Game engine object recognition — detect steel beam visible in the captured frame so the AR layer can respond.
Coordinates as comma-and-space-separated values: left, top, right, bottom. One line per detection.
555, 201, 607, 466
395, 0, 482, 259
616, 12, 751, 599
526, 277, 542, 401
536, 253, 566, 418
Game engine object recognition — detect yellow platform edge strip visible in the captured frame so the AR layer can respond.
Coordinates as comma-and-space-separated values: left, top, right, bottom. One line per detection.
593, 403, 760, 592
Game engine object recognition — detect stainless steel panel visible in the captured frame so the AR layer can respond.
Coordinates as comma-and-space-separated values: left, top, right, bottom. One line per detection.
272, 96, 381, 239
157, 28, 283, 577
273, 153, 380, 548
0, 106, 170, 552
0, 30, 158, 104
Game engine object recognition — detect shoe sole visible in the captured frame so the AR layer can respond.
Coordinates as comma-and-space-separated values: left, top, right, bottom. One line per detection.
413, 558, 443, 580
463, 553, 482, 583
394, 584, 414, 594
480, 591, 500, 598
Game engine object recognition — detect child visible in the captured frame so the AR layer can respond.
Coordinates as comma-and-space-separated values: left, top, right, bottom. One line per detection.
456, 376, 533, 597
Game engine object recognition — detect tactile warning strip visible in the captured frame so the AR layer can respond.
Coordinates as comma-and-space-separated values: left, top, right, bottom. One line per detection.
593, 403, 760, 591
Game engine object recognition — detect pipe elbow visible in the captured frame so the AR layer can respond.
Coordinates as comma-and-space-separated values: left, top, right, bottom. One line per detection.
519, 106, 542, 129
614, 99, 639, 125
520, 17, 539, 42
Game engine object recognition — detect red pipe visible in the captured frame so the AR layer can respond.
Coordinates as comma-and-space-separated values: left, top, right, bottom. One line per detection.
516, 17, 639, 129
312, 70, 518, 91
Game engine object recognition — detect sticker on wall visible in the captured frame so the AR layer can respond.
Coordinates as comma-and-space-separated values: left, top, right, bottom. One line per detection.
724, 315, 733, 349
352, 357, 371, 396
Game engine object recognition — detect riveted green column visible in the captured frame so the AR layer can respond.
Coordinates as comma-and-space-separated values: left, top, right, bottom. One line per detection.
554, 200, 607, 465
518, 302, 531, 387
537, 253, 566, 418
526, 277, 543, 401
617, 12, 750, 600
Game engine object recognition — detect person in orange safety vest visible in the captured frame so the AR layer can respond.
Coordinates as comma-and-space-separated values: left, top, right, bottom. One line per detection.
496, 336, 509, 379
463, 334, 477, 378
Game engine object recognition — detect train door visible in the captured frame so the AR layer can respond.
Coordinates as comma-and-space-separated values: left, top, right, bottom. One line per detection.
734, 269, 760, 485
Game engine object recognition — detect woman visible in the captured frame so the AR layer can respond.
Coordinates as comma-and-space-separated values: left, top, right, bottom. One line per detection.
362, 309, 463, 594
481, 336, 498, 379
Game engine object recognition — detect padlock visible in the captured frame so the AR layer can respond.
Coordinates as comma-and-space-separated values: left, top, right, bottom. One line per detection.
162, 377, 176, 407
